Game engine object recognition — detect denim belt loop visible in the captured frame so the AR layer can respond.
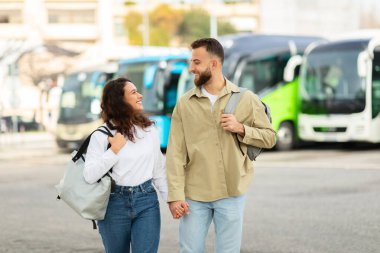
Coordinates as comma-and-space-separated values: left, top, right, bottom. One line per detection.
139, 184, 146, 193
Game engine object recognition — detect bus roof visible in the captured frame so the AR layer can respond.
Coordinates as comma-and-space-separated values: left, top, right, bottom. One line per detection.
66, 62, 118, 75
219, 33, 323, 56
330, 29, 380, 41
118, 53, 190, 65
309, 39, 371, 54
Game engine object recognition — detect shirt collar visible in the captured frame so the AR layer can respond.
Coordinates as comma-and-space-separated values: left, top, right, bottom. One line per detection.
188, 78, 239, 99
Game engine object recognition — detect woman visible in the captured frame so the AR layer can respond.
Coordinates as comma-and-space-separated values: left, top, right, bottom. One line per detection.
83, 77, 167, 253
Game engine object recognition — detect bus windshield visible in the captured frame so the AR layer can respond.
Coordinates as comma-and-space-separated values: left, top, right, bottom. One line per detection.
58, 72, 105, 124
236, 53, 290, 96
301, 48, 365, 114
117, 61, 163, 114
118, 59, 187, 115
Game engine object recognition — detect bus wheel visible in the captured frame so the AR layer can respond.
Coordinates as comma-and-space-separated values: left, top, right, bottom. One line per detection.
276, 122, 295, 151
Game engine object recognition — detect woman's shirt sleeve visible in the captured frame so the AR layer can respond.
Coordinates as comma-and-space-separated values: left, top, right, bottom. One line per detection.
83, 131, 119, 184
151, 127, 168, 201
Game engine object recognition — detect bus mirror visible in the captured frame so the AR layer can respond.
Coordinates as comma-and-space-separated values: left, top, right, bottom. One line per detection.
91, 99, 101, 114
57, 74, 64, 87
367, 37, 380, 59
144, 65, 158, 89
357, 51, 368, 77
284, 55, 303, 82
78, 72, 86, 82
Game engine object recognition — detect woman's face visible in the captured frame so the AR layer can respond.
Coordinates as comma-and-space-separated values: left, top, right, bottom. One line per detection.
123, 81, 143, 112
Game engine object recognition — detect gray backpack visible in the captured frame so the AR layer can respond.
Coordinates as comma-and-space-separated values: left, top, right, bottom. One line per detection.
224, 87, 272, 161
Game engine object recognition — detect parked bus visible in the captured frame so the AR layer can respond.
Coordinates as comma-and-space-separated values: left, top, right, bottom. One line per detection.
177, 34, 322, 150
298, 36, 380, 144
117, 54, 189, 149
55, 64, 116, 150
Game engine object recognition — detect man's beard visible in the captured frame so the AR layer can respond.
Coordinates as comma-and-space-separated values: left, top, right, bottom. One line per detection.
194, 68, 212, 87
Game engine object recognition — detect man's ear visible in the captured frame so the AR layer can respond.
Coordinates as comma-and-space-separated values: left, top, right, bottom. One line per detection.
211, 58, 220, 69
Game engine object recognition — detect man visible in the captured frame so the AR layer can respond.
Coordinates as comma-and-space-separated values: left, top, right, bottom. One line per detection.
166, 38, 276, 253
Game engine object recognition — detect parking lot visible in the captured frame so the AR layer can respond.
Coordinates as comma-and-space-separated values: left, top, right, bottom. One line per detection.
0, 132, 379, 253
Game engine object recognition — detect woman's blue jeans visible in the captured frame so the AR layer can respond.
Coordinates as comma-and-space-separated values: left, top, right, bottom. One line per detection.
97, 179, 161, 253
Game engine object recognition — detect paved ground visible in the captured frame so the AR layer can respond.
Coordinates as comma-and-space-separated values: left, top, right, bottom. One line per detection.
0, 132, 379, 253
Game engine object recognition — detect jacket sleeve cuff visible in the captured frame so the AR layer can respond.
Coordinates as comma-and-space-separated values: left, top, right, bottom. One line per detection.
167, 191, 186, 202
237, 124, 249, 143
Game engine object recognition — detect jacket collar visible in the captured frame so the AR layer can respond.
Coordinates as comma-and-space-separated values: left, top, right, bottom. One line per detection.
188, 78, 240, 99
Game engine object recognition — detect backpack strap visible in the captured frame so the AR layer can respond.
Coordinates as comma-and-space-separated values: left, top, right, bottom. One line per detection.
72, 126, 114, 163
224, 87, 248, 157
224, 87, 271, 162
224, 87, 248, 114
96, 126, 116, 186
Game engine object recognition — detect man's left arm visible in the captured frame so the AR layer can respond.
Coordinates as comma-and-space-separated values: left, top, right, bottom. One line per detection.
221, 93, 276, 149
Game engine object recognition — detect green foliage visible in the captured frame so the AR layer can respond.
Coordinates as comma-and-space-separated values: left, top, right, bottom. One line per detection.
150, 27, 171, 46
124, 11, 143, 45
124, 4, 183, 46
218, 20, 237, 36
149, 4, 183, 46
177, 8, 210, 45
124, 4, 237, 46
177, 8, 237, 45
150, 4, 183, 35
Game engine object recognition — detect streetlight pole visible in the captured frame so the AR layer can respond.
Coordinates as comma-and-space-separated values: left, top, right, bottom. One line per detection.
142, 0, 150, 46
210, 0, 218, 38
210, 13, 217, 38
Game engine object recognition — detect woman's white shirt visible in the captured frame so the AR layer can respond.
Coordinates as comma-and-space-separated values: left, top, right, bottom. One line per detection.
83, 125, 168, 201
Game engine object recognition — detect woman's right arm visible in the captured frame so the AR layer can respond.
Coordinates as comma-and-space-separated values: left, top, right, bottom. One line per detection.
83, 131, 119, 184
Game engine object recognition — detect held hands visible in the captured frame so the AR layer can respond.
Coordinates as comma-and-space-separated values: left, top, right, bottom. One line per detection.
108, 133, 126, 154
220, 114, 245, 137
169, 201, 190, 219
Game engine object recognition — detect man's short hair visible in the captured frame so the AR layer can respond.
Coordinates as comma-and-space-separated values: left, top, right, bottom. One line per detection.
191, 38, 224, 64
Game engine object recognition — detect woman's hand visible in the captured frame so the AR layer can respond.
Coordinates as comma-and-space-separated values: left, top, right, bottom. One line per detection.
169, 201, 190, 219
108, 133, 126, 154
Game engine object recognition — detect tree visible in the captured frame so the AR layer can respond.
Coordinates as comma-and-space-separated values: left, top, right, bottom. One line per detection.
124, 5, 237, 46
177, 8, 210, 45
124, 11, 144, 45
150, 4, 183, 46
124, 4, 183, 46
177, 8, 237, 46
217, 20, 237, 36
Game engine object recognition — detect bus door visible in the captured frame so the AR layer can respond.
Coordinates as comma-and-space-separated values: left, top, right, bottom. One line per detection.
231, 52, 299, 150
149, 60, 188, 148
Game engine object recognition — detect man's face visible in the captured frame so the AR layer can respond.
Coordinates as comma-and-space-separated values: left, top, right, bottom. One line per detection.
189, 47, 213, 87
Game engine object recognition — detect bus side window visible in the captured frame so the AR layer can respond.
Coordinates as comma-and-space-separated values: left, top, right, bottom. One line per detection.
372, 51, 380, 118
165, 74, 180, 114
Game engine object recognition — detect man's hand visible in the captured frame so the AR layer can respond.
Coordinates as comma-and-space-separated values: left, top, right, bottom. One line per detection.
108, 133, 126, 154
168, 201, 190, 219
220, 114, 245, 137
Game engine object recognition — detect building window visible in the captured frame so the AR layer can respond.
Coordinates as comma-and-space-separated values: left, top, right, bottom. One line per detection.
0, 10, 22, 24
114, 21, 126, 37
47, 9, 95, 24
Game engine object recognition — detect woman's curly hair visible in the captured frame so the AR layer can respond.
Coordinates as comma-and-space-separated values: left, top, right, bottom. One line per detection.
101, 77, 153, 142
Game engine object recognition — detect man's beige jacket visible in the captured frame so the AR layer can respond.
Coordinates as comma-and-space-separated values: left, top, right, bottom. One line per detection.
166, 80, 276, 202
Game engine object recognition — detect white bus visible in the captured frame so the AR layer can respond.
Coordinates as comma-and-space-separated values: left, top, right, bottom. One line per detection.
55, 64, 116, 150
298, 36, 380, 143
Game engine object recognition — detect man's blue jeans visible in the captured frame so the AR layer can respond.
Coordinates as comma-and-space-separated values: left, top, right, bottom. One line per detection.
179, 195, 246, 253
98, 179, 161, 253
